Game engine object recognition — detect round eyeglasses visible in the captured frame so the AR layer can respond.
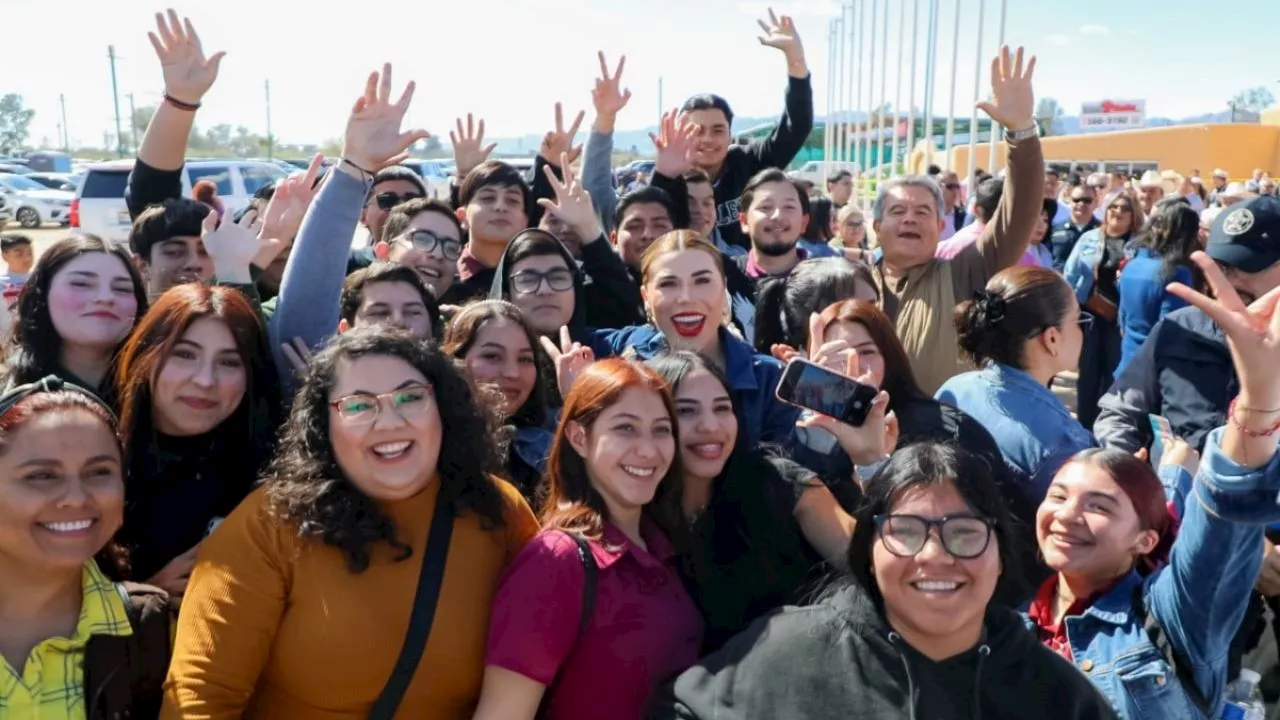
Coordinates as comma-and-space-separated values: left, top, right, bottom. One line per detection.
329, 383, 434, 425
874, 514, 995, 560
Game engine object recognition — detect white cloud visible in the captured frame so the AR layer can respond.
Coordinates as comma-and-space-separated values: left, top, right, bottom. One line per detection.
1046, 34, 1076, 47
1078, 24, 1111, 36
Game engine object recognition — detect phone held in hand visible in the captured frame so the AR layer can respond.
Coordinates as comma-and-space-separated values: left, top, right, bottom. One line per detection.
776, 358, 879, 427
1148, 414, 1173, 468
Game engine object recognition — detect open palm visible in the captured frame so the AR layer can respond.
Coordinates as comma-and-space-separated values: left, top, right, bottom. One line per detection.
147, 9, 224, 104
976, 45, 1037, 129
343, 64, 430, 173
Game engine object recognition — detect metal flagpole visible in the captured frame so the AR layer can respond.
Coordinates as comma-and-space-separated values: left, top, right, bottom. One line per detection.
986, 0, 1008, 172
966, 0, 986, 186
891, 0, 906, 177
824, 19, 835, 175
866, 0, 878, 190
836, 8, 848, 169
943, 0, 962, 171
853, 0, 866, 209
874, 0, 890, 183
922, 0, 940, 167
905, 0, 921, 173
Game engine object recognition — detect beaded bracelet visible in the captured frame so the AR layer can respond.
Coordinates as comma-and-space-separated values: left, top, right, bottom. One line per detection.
1227, 398, 1280, 438
164, 94, 201, 112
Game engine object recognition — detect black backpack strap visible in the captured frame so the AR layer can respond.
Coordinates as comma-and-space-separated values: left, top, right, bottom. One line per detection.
1132, 584, 1213, 717
369, 495, 456, 720
567, 533, 597, 640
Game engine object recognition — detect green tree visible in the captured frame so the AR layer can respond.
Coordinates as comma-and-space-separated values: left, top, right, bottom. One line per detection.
1035, 97, 1065, 136
132, 104, 157, 141
0, 94, 36, 150
1231, 86, 1276, 114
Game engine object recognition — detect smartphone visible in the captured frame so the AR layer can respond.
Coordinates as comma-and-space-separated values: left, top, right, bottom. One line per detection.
1148, 414, 1173, 467
776, 358, 879, 427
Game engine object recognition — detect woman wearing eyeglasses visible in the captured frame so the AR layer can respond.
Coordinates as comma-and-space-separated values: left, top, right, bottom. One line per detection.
162, 328, 539, 718
936, 266, 1097, 505
652, 441, 1118, 719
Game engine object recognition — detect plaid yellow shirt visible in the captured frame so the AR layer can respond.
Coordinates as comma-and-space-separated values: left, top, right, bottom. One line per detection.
0, 560, 132, 719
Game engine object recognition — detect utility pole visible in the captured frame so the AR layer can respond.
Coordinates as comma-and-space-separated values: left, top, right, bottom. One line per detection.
59, 94, 69, 152
127, 93, 139, 154
265, 80, 274, 160
657, 76, 664, 122
108, 45, 125, 158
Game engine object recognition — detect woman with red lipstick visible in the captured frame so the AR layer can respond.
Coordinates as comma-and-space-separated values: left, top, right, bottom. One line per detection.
0, 377, 172, 718
595, 230, 800, 453
1023, 253, 1280, 719
647, 351, 853, 653
444, 300, 555, 508
474, 358, 702, 720
111, 284, 279, 603
2, 234, 149, 399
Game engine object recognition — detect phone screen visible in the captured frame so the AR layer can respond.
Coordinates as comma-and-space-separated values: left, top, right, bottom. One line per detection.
776, 358, 879, 427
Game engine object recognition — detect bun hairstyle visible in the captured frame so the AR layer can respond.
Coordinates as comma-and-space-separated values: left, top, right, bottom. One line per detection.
954, 265, 1073, 369
193, 179, 225, 217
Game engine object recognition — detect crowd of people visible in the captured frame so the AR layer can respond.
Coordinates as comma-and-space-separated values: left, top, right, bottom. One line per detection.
3, 7, 1280, 720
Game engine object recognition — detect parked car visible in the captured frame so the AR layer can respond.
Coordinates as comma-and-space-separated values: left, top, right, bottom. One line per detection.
25, 172, 81, 192
0, 173, 73, 228
0, 193, 13, 225
399, 159, 452, 199
73, 159, 290, 243
0, 163, 33, 175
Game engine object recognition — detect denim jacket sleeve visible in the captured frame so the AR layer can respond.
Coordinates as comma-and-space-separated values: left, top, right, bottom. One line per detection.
1062, 231, 1098, 303
1146, 426, 1280, 703
582, 129, 618, 233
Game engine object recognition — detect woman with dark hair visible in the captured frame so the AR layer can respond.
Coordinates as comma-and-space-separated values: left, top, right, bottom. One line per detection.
1114, 202, 1202, 375
1024, 196, 1059, 267
443, 300, 554, 507
163, 327, 538, 718
0, 377, 172, 718
473, 358, 702, 720
1063, 190, 1141, 428
796, 196, 842, 259
937, 265, 1096, 503
647, 351, 853, 652
752, 257, 878, 355
112, 283, 279, 602
653, 442, 1117, 719
1027, 251, 1280, 719
2, 234, 148, 396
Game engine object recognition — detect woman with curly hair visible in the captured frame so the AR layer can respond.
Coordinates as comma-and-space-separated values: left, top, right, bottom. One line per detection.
161, 327, 539, 719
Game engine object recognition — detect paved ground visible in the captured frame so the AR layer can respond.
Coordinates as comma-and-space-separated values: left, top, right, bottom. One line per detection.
6, 222, 1083, 414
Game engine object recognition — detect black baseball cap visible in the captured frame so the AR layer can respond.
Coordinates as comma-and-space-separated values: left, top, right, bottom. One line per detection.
1207, 195, 1280, 273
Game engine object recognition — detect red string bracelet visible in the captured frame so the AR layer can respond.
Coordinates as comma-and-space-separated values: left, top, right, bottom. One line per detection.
164, 94, 201, 112
1227, 398, 1280, 438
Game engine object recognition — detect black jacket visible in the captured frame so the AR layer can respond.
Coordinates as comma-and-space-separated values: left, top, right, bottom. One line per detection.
650, 585, 1118, 720
1094, 306, 1235, 453
85, 583, 171, 720
651, 75, 814, 251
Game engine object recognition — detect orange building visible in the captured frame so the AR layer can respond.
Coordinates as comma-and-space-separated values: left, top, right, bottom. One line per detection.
911, 118, 1280, 181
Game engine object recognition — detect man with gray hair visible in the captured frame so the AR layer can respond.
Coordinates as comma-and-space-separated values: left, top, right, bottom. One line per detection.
868, 45, 1045, 393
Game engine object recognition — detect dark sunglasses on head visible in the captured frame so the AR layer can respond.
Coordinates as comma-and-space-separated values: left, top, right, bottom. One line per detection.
396, 229, 461, 261
374, 191, 425, 211
511, 268, 575, 295
944, 183, 961, 190
875, 514, 995, 560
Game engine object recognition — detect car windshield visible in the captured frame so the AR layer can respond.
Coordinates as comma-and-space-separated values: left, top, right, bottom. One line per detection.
2, 175, 47, 191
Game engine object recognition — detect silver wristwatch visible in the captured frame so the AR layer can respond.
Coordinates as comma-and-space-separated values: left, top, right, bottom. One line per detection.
1006, 124, 1039, 141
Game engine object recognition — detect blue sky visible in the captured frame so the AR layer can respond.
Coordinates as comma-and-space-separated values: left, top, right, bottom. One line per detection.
7, 0, 1277, 149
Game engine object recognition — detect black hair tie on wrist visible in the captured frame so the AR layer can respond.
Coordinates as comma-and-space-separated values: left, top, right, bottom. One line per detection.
973, 289, 1007, 328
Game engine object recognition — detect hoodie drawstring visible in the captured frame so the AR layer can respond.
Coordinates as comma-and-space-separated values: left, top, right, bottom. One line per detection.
888, 632, 918, 720
973, 644, 991, 719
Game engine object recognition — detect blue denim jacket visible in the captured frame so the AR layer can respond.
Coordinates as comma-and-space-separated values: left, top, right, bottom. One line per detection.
1062, 228, 1107, 303
593, 325, 800, 449
1024, 427, 1280, 719
936, 363, 1097, 501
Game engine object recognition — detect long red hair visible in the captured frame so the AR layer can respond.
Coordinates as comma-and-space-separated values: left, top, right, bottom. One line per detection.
542, 358, 685, 545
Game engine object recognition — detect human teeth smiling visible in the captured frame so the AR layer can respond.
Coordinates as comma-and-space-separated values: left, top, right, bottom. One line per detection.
690, 443, 724, 459
912, 580, 960, 592
670, 313, 707, 338
371, 440, 412, 458
41, 520, 94, 533
622, 465, 656, 478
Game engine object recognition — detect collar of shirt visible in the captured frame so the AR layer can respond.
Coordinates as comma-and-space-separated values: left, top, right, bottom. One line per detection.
457, 245, 490, 282
588, 517, 678, 571
745, 247, 807, 279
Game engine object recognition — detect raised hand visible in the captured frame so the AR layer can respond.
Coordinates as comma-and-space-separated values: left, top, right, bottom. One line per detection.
593, 52, 632, 123
757, 8, 804, 61
257, 153, 324, 245
450, 114, 497, 178
201, 211, 265, 283
147, 9, 225, 105
537, 152, 600, 240
540, 102, 585, 168
976, 45, 1037, 130
539, 326, 595, 396
651, 110, 698, 179
1168, 251, 1280, 410
281, 337, 314, 376
343, 64, 430, 174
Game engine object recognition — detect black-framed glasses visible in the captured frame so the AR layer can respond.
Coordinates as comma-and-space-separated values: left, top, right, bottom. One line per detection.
944, 183, 961, 190
396, 229, 462, 261
329, 383, 434, 425
1070, 196, 1093, 205
511, 268, 574, 295
374, 191, 425, 211
874, 514, 995, 559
